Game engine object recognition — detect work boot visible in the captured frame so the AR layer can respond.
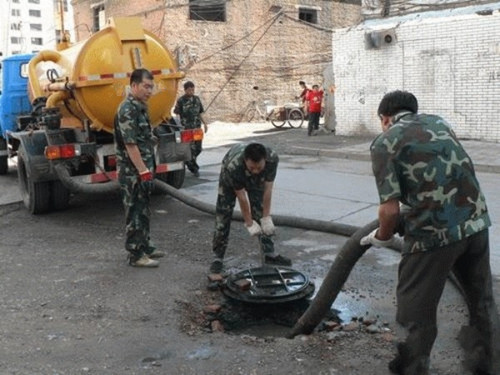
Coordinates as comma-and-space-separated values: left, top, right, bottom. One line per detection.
129, 255, 159, 268
209, 258, 223, 274
148, 250, 165, 259
264, 254, 292, 267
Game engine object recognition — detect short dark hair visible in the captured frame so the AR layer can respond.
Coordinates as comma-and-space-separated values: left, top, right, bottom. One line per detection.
299, 81, 305, 85
244, 143, 267, 162
130, 68, 153, 85
184, 81, 195, 90
377, 90, 418, 117
312, 84, 319, 89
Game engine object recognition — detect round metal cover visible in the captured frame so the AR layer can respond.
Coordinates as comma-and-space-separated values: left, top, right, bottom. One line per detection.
223, 266, 315, 304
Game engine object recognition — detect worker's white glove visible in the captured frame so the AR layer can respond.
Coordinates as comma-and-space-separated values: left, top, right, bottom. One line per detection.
360, 229, 404, 250
246, 220, 262, 236
260, 216, 275, 235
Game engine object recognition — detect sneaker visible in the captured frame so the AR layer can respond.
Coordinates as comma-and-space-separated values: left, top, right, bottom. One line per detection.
148, 250, 165, 259
264, 254, 292, 267
129, 255, 159, 268
209, 259, 223, 273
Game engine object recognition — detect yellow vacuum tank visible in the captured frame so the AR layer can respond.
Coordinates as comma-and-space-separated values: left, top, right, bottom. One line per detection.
28, 17, 184, 134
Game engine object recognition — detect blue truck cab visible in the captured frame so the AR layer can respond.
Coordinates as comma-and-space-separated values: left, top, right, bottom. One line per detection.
0, 53, 34, 174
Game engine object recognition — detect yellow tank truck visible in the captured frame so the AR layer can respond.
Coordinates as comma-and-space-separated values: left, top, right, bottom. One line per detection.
6, 17, 201, 214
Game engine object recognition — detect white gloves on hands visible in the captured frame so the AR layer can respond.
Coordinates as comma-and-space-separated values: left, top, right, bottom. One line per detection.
360, 228, 404, 250
246, 220, 262, 236
260, 216, 275, 235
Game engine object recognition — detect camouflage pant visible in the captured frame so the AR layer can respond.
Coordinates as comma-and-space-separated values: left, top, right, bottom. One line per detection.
212, 184, 274, 260
186, 140, 202, 173
395, 230, 500, 374
118, 170, 155, 261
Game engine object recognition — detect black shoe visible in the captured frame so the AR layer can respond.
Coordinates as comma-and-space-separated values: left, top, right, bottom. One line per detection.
388, 356, 403, 374
264, 254, 292, 267
209, 259, 223, 273
193, 170, 200, 177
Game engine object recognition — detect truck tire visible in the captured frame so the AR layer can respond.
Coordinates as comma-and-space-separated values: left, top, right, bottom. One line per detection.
50, 180, 70, 211
156, 166, 186, 191
0, 138, 8, 175
17, 152, 50, 214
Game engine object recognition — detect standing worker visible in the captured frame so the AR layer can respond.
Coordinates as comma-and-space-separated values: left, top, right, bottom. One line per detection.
305, 84, 323, 136
297, 80, 310, 113
174, 81, 208, 177
114, 68, 164, 267
209, 142, 292, 274
361, 90, 500, 375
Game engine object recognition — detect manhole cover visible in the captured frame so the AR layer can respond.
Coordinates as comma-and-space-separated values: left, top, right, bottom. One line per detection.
223, 266, 315, 304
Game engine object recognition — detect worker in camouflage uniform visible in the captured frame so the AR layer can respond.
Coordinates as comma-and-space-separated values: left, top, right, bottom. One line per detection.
361, 91, 500, 375
209, 142, 292, 274
174, 81, 208, 177
114, 68, 164, 268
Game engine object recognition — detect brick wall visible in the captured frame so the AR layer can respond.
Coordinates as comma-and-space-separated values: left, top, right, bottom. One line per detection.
332, 8, 500, 141
71, 0, 361, 123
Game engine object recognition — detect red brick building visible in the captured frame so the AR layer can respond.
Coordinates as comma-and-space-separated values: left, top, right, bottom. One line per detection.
71, 0, 361, 122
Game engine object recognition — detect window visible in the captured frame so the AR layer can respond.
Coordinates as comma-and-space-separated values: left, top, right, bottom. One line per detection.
298, 7, 318, 24
93, 4, 105, 32
11, 37, 21, 44
30, 24, 42, 31
12, 9, 20, 17
31, 37, 43, 45
29, 0, 40, 3
11, 23, 21, 31
12, 0, 20, 3
189, 0, 226, 22
29, 9, 41, 17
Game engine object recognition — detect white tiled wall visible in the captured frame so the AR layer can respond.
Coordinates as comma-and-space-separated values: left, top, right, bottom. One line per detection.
333, 11, 500, 141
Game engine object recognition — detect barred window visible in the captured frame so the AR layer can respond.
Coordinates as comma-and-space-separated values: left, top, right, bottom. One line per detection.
189, 0, 226, 22
298, 7, 318, 24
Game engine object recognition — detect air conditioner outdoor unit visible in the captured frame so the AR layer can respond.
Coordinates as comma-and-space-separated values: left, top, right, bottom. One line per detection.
364, 29, 397, 49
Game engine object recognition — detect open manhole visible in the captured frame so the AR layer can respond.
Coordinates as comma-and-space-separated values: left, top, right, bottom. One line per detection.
222, 266, 315, 304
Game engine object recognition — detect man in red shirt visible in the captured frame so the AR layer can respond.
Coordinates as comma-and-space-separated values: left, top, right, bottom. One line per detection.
305, 84, 324, 136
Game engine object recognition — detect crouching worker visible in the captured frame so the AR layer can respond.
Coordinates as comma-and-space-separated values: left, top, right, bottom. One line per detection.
209, 143, 292, 274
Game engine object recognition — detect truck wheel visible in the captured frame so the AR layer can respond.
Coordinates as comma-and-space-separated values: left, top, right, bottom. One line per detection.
17, 152, 50, 214
0, 138, 8, 175
155, 166, 186, 191
50, 180, 70, 211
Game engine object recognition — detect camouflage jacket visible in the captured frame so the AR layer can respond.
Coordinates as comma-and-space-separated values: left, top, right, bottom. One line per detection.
174, 94, 204, 129
114, 95, 156, 174
220, 143, 279, 191
370, 111, 490, 253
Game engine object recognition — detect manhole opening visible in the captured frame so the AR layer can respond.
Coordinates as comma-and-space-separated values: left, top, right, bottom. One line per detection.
203, 266, 344, 337
204, 297, 342, 338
